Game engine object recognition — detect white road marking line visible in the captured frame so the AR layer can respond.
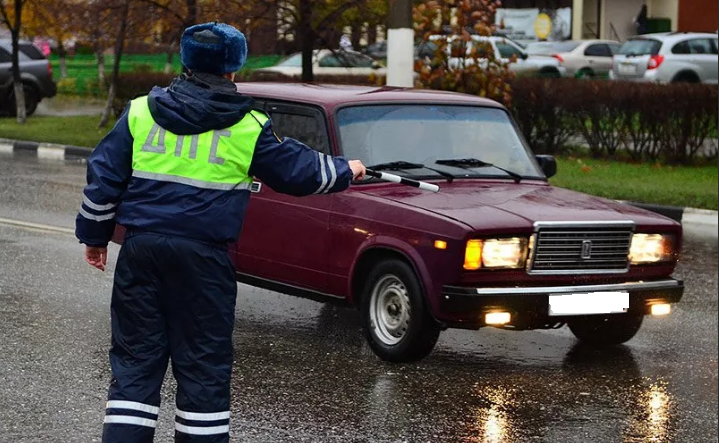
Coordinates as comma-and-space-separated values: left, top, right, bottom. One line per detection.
0, 217, 75, 235
0, 143, 13, 154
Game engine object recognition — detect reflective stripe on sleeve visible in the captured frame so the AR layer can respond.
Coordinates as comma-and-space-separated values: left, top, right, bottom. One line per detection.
325, 155, 337, 193
132, 170, 252, 191
104, 415, 157, 428
175, 423, 230, 435
313, 153, 329, 194
83, 195, 117, 212
79, 208, 116, 222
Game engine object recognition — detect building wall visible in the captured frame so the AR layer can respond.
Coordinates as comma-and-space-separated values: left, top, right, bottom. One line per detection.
581, 0, 600, 38
678, 0, 718, 32
602, 0, 645, 41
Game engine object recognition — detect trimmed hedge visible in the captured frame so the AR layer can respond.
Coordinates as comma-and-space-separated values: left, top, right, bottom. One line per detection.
508, 78, 718, 165
111, 73, 718, 166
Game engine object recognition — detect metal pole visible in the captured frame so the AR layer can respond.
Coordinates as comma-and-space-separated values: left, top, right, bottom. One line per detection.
387, 0, 414, 87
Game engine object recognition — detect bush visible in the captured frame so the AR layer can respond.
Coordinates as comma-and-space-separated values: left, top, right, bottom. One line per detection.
113, 72, 176, 116
505, 78, 718, 165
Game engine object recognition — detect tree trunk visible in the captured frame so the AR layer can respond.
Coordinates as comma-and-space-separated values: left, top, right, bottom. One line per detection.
96, 48, 106, 84
58, 40, 68, 78
299, 0, 314, 82
164, 50, 173, 74
185, 0, 197, 25
10, 29, 26, 123
367, 23, 377, 45
351, 24, 362, 49
99, 0, 130, 128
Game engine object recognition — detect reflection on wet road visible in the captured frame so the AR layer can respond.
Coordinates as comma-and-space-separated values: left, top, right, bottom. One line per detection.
0, 154, 717, 442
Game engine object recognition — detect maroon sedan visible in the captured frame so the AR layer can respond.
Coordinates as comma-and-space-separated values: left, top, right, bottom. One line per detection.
116, 83, 685, 363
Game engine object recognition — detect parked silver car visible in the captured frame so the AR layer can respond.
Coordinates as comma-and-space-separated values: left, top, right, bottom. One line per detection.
0, 39, 57, 116
434, 35, 567, 78
525, 39, 622, 79
610, 32, 718, 83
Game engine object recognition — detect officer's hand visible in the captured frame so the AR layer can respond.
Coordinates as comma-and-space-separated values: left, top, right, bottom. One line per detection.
85, 246, 108, 272
349, 160, 366, 180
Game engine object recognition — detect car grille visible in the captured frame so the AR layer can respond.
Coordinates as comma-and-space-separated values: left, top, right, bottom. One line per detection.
528, 223, 634, 274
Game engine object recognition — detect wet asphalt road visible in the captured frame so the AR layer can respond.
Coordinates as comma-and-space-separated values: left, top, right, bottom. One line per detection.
0, 153, 717, 443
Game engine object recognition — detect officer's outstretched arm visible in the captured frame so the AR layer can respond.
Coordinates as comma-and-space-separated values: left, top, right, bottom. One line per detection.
248, 121, 353, 196
75, 107, 133, 247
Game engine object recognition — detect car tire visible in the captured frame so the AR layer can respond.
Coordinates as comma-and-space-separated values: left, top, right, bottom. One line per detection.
361, 258, 441, 363
576, 69, 593, 80
8, 85, 39, 117
567, 314, 644, 347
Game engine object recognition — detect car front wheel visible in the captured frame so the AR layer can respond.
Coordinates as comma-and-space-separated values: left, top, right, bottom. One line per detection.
361, 259, 440, 363
567, 314, 644, 347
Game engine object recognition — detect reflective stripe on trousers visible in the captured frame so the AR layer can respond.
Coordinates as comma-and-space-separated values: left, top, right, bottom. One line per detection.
103, 232, 237, 443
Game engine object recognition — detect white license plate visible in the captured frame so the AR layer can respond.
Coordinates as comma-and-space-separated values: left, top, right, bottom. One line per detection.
618, 63, 637, 75
549, 292, 629, 316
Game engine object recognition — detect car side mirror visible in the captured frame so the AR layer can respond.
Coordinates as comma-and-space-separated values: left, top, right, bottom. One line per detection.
536, 155, 557, 178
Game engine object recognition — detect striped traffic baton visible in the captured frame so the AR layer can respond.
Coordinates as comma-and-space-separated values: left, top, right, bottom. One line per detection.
365, 169, 440, 193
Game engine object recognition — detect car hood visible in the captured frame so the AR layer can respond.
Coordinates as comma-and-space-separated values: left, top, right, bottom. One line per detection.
360, 180, 679, 232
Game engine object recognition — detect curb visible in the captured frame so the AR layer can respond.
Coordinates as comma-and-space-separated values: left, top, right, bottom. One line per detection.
1, 137, 717, 229
0, 138, 92, 160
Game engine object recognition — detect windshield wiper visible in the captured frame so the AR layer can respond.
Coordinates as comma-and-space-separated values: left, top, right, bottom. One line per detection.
435, 158, 523, 183
367, 161, 456, 182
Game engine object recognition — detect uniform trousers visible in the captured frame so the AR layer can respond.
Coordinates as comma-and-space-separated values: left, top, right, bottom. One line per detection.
102, 231, 237, 443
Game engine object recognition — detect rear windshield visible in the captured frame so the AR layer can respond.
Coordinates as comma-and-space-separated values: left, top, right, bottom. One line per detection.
19, 43, 45, 60
618, 38, 662, 56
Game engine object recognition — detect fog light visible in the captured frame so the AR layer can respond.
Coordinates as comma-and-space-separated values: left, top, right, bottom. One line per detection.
651, 303, 671, 316
485, 312, 511, 325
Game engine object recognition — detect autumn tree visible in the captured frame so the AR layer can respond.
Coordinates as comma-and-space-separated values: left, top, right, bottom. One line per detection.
0, 0, 28, 123
98, 0, 131, 128
24, 0, 80, 79
413, 0, 514, 105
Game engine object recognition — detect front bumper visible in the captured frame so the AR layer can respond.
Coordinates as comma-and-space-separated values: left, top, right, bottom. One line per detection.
440, 279, 684, 328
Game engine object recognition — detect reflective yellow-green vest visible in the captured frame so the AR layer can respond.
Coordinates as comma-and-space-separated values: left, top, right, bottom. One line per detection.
126, 96, 268, 191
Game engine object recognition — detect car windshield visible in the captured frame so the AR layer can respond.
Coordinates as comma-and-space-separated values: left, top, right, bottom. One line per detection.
618, 38, 662, 56
336, 104, 543, 179
526, 41, 580, 55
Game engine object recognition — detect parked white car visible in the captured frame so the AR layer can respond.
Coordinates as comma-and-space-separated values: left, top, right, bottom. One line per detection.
432, 35, 567, 78
525, 39, 622, 79
610, 32, 718, 83
253, 49, 387, 79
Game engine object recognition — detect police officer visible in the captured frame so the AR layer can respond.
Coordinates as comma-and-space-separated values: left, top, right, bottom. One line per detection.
75, 22, 366, 443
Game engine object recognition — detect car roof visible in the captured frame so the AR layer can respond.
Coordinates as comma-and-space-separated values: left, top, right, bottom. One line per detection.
235, 82, 504, 110
626, 32, 718, 43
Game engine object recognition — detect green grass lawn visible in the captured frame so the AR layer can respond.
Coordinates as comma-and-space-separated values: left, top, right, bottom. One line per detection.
0, 115, 115, 147
550, 156, 718, 210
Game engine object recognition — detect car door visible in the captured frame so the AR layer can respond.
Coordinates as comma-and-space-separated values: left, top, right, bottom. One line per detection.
235, 100, 335, 293
687, 38, 718, 83
495, 40, 533, 76
0, 47, 12, 98
583, 43, 614, 76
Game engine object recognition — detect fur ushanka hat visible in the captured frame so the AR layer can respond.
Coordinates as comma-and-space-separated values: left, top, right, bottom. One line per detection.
180, 22, 247, 75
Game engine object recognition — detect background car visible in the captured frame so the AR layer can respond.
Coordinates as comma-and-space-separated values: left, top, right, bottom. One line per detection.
434, 34, 567, 78
252, 49, 386, 80
0, 38, 57, 116
525, 39, 622, 79
610, 32, 719, 83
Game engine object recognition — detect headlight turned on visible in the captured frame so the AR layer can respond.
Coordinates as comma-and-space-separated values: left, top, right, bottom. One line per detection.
629, 234, 675, 264
463, 238, 528, 270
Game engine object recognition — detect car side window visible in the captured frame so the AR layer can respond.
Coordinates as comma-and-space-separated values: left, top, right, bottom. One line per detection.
585, 44, 611, 57
496, 41, 523, 59
0, 48, 11, 63
672, 41, 691, 54
266, 103, 331, 154
318, 54, 343, 67
687, 39, 714, 54
608, 43, 622, 54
